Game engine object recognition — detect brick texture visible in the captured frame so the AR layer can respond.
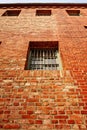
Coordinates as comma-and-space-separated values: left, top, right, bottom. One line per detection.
0, 4, 87, 130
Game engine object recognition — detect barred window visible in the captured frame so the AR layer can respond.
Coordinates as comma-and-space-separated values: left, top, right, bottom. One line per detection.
25, 41, 62, 70
29, 48, 59, 70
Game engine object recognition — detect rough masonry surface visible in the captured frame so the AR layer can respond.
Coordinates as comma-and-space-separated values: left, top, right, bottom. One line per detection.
0, 4, 87, 130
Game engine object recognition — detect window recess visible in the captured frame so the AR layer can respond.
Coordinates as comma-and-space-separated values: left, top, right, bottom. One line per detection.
25, 41, 62, 70
36, 10, 51, 16
66, 10, 80, 16
84, 26, 87, 29
2, 10, 21, 16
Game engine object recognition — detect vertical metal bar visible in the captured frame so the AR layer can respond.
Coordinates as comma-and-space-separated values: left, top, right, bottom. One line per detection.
50, 50, 52, 70
40, 50, 41, 69
43, 50, 44, 70
46, 50, 47, 69
47, 50, 49, 69
31, 50, 32, 69
37, 50, 38, 69
34, 49, 37, 69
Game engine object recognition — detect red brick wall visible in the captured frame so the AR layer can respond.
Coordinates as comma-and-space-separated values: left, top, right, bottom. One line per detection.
0, 4, 87, 130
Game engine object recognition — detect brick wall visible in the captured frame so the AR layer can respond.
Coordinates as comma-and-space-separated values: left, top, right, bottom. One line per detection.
0, 4, 87, 130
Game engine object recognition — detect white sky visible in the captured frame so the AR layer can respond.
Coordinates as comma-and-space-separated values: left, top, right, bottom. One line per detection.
0, 0, 87, 3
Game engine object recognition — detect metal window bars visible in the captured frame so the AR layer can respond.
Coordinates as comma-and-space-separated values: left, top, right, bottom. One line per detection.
28, 48, 59, 70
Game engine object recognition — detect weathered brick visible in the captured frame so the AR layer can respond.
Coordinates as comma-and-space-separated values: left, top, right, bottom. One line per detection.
0, 3, 87, 130
52, 120, 58, 124
4, 111, 10, 114
81, 111, 87, 114
27, 111, 34, 114
35, 120, 43, 124
59, 120, 66, 124
22, 115, 31, 119
4, 124, 20, 129
0, 124, 3, 128
22, 115, 36, 119
58, 111, 65, 114
14, 102, 19, 106
29, 120, 34, 124
54, 116, 68, 119
0, 110, 3, 114
68, 120, 75, 124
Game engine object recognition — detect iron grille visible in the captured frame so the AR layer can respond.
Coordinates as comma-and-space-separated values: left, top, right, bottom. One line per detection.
28, 48, 59, 70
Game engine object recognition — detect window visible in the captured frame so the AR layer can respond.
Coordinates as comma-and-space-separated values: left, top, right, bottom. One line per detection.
36, 10, 51, 16
25, 41, 62, 70
66, 10, 80, 16
0, 41, 1, 45
84, 26, 87, 29
2, 10, 21, 16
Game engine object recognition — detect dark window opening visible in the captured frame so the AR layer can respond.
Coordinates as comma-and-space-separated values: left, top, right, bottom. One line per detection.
0, 41, 1, 45
2, 10, 21, 16
84, 26, 87, 29
25, 41, 62, 70
36, 10, 51, 16
66, 10, 80, 16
